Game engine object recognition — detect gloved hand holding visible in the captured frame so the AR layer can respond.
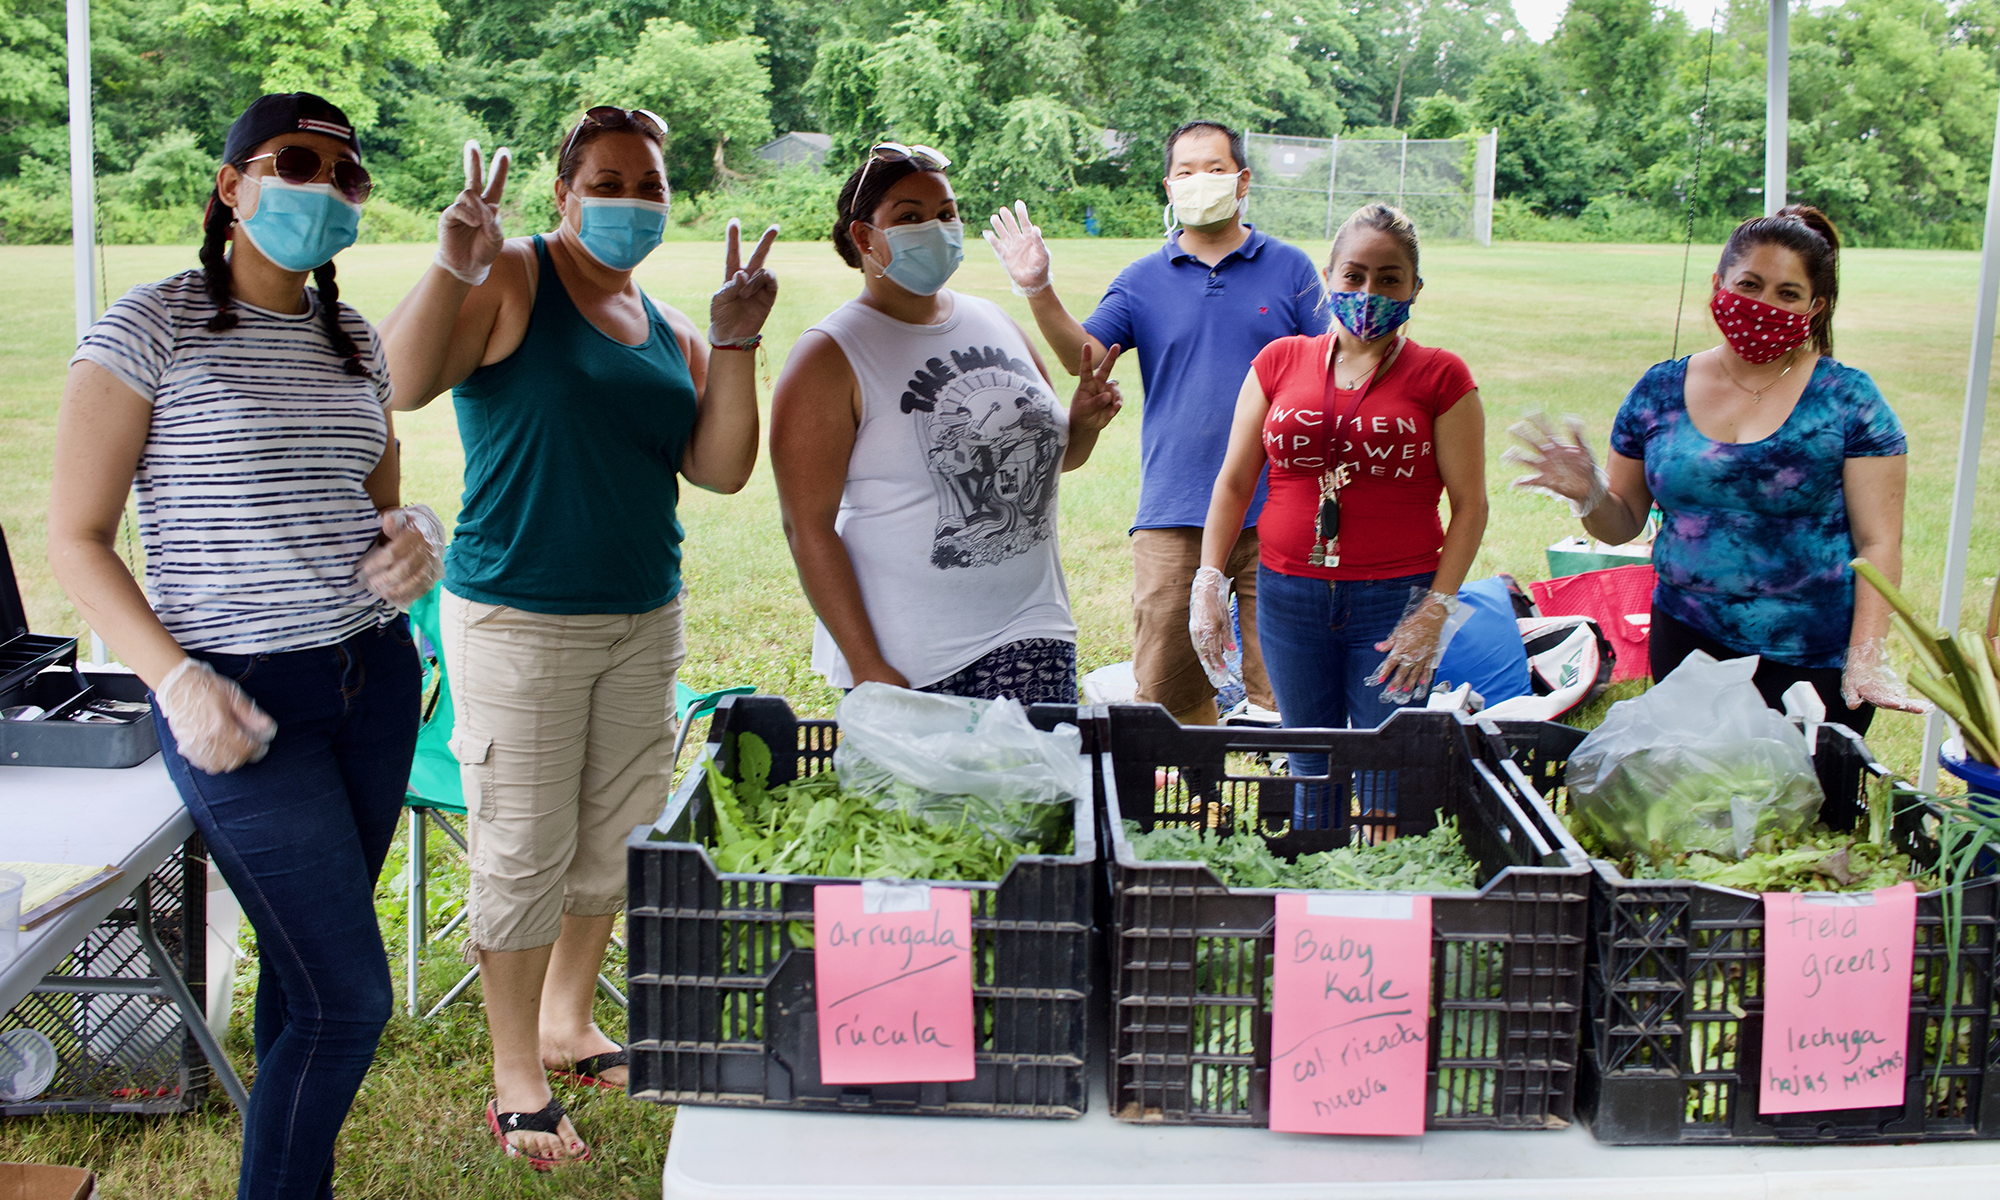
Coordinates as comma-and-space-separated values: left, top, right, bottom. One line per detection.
1841, 636, 1931, 713
156, 657, 276, 775
983, 201, 1053, 297
1368, 590, 1464, 705
357, 504, 446, 609
435, 141, 510, 286
1189, 565, 1235, 689
1503, 412, 1611, 518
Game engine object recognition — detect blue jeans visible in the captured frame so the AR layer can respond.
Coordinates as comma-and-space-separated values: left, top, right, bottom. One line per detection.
1255, 566, 1433, 829
153, 620, 419, 1200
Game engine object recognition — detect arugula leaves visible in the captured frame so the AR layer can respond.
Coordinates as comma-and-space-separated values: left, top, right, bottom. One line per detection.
701, 732, 1067, 882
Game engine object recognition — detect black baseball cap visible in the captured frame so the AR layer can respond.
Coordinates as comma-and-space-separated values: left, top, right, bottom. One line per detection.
223, 93, 362, 164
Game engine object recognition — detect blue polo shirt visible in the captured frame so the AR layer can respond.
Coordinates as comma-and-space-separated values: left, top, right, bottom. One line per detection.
1081, 225, 1329, 531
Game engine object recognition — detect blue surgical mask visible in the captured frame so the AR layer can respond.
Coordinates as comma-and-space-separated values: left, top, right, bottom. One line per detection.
870, 219, 964, 296
570, 196, 670, 271
234, 177, 361, 272
1329, 290, 1413, 341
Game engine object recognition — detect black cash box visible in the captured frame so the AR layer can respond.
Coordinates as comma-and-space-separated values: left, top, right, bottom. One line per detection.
0, 633, 160, 768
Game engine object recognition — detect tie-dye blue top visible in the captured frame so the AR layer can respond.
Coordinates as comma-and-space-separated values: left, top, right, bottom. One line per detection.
1609, 356, 1906, 669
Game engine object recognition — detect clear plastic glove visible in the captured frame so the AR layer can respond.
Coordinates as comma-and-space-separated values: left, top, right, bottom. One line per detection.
1189, 565, 1235, 689
156, 657, 276, 775
983, 201, 1053, 297
434, 141, 510, 286
708, 218, 781, 344
1841, 636, 1932, 713
357, 504, 445, 609
1503, 412, 1611, 518
1368, 589, 1467, 705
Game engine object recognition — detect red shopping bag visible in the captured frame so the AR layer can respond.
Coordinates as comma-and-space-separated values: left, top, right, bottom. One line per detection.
1528, 564, 1655, 683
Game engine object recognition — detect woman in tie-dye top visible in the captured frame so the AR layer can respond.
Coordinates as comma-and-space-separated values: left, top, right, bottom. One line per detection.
1509, 205, 1924, 734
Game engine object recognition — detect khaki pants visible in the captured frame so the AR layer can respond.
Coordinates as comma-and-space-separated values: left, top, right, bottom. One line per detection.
1131, 527, 1272, 724
441, 589, 686, 956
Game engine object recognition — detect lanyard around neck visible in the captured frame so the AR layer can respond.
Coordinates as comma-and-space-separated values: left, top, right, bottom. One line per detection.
1319, 334, 1404, 481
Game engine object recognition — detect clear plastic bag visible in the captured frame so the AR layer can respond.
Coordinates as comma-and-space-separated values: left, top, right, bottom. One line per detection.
833, 683, 1085, 844
1567, 651, 1824, 862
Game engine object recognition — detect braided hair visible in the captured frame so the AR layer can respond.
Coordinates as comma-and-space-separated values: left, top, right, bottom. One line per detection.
197, 175, 368, 376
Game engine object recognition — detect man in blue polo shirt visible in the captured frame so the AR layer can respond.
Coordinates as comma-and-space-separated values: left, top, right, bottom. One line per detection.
985, 119, 1328, 724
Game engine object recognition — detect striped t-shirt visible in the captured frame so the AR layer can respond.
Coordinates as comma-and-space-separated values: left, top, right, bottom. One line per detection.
71, 269, 399, 654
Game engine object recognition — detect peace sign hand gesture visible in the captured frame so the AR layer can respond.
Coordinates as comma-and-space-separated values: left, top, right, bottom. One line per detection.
709, 218, 781, 345
1069, 342, 1124, 433
435, 140, 510, 287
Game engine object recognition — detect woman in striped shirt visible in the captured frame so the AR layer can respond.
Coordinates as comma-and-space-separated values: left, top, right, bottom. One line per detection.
47, 93, 439, 1200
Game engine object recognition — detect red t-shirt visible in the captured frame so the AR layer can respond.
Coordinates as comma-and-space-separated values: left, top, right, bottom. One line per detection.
1252, 334, 1476, 580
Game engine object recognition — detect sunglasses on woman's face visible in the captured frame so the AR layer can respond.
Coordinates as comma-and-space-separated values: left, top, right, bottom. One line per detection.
560, 106, 669, 162
240, 145, 372, 203
855, 141, 951, 195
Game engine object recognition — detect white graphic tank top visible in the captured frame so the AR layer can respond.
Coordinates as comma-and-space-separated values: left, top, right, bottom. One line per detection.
808, 291, 1076, 689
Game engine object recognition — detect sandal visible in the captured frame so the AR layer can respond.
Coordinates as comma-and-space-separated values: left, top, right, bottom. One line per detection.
552, 1049, 629, 1091
486, 1097, 590, 1170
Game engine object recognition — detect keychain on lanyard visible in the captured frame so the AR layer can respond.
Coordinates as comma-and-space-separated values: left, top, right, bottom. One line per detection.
1309, 334, 1403, 568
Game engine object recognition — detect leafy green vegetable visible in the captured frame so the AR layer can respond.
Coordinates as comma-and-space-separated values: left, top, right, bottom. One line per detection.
1124, 817, 1479, 893
1570, 748, 1823, 864
701, 733, 1066, 883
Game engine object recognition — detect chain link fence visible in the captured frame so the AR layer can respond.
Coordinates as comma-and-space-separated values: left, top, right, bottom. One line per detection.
1245, 131, 1498, 248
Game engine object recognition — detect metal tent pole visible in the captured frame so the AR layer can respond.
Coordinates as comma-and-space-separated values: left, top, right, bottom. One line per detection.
1765, 0, 1788, 215
67, 0, 106, 665
1917, 92, 2000, 793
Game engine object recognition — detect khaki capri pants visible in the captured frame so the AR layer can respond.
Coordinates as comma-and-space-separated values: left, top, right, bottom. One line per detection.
441, 589, 686, 957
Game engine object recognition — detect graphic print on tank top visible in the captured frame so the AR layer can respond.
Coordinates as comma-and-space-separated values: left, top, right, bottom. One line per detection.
899, 344, 1063, 570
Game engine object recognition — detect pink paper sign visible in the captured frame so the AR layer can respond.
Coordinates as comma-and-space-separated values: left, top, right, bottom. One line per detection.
1269, 892, 1433, 1136
1760, 882, 1917, 1114
812, 882, 976, 1085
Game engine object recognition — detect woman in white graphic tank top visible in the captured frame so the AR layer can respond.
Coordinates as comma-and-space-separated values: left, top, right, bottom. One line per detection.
772, 147, 1125, 703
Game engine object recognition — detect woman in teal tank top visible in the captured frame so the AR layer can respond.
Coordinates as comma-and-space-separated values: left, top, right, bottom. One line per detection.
382, 108, 778, 1168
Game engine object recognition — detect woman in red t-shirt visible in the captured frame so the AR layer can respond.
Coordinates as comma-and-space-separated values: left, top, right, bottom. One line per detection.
1191, 204, 1488, 824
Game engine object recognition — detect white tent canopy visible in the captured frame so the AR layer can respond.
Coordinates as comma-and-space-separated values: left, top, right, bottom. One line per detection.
60, 0, 1995, 782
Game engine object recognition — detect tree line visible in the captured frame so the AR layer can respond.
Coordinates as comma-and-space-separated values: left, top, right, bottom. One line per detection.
0, 0, 1993, 247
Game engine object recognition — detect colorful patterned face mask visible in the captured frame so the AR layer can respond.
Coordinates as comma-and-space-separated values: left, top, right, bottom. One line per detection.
1710, 288, 1813, 363
1328, 289, 1412, 342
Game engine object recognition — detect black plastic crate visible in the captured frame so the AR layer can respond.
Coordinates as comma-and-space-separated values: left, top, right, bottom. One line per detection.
1102, 703, 1590, 1129
0, 839, 210, 1115
0, 667, 160, 768
624, 694, 1099, 1118
1492, 718, 2000, 1144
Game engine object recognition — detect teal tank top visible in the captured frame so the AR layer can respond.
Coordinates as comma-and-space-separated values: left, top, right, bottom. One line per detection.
444, 235, 698, 614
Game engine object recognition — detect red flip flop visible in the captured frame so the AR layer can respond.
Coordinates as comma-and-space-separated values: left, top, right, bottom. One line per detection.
486, 1098, 590, 1170
552, 1049, 628, 1091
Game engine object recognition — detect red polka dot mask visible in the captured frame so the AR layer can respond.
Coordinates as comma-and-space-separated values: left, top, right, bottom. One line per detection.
1710, 288, 1812, 364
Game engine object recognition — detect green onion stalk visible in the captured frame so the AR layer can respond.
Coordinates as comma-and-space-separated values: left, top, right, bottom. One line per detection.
1852, 558, 2000, 766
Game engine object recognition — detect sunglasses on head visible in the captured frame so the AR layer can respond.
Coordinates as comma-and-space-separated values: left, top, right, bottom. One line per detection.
241, 145, 372, 203
855, 141, 951, 196
560, 106, 669, 162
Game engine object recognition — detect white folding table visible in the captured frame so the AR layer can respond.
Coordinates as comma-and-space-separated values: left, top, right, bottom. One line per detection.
662, 1075, 2000, 1199
0, 757, 246, 1110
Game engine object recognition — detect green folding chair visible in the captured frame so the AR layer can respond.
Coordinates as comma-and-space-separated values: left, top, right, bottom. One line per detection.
674, 680, 757, 784
400, 587, 626, 1018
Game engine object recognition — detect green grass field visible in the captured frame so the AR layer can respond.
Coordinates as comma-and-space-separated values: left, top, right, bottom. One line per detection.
2, 235, 1998, 1197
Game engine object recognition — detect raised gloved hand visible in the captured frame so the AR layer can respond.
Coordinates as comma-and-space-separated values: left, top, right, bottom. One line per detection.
1368, 589, 1466, 705
357, 504, 445, 609
156, 657, 276, 775
708, 218, 780, 346
1503, 412, 1611, 518
1189, 565, 1235, 689
983, 201, 1053, 297
435, 141, 510, 286
1841, 636, 1931, 713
